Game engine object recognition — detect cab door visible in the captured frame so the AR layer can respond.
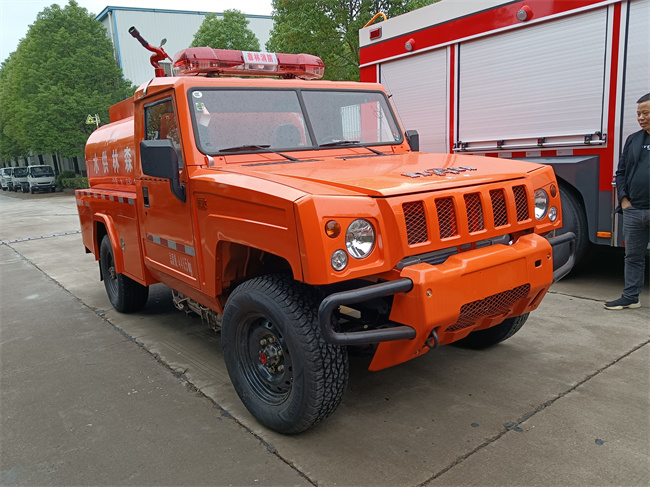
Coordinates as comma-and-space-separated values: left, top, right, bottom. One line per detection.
138, 96, 199, 288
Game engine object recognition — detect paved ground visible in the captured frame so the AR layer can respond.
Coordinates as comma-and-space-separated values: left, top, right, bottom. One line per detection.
1, 190, 649, 486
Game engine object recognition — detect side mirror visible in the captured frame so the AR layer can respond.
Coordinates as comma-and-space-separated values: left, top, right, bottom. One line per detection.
140, 139, 186, 203
405, 130, 419, 152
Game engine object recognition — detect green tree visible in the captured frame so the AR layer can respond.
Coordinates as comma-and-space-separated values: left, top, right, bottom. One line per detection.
266, 0, 436, 81
0, 1, 135, 165
191, 10, 261, 51
0, 55, 30, 164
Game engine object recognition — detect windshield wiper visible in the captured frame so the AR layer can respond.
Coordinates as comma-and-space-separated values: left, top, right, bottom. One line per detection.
318, 140, 384, 155
218, 144, 298, 162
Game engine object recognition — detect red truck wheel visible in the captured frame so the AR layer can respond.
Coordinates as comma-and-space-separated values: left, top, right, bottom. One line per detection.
452, 313, 529, 350
221, 274, 348, 434
99, 235, 149, 313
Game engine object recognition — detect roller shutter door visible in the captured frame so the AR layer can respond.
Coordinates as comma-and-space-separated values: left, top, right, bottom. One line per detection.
380, 49, 448, 153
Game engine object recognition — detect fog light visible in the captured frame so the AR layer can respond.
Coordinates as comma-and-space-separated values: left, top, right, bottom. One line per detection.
331, 249, 348, 271
548, 206, 558, 222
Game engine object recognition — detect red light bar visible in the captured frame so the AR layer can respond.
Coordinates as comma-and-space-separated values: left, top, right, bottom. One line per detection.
172, 47, 324, 79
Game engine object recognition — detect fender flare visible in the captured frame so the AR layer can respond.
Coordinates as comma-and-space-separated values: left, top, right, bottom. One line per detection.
93, 213, 125, 275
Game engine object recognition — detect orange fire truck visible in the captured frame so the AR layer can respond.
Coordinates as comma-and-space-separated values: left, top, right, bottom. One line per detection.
359, 0, 648, 268
76, 28, 573, 433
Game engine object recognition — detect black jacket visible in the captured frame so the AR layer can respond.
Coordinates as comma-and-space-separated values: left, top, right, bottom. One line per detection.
615, 129, 649, 213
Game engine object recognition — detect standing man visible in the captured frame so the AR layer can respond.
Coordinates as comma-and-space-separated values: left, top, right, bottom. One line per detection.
605, 93, 650, 310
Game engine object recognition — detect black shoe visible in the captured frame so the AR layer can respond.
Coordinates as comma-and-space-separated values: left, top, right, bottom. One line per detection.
604, 296, 641, 310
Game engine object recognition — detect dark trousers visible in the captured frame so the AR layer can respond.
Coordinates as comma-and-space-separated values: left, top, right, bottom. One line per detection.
622, 207, 650, 299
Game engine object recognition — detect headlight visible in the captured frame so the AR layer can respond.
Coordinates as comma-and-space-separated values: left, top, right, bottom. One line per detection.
548, 206, 558, 222
345, 219, 375, 259
534, 189, 549, 220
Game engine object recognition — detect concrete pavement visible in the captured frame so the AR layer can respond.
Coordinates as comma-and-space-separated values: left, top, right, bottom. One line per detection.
0, 244, 310, 486
1, 190, 649, 486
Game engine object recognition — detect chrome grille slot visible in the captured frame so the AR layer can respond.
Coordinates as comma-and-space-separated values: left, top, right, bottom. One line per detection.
403, 201, 428, 245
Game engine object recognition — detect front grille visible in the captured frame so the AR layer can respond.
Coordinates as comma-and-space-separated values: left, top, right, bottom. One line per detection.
402, 183, 532, 248
403, 201, 428, 245
436, 197, 458, 239
445, 284, 531, 332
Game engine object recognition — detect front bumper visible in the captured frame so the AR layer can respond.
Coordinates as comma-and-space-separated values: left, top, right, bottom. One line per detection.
32, 183, 56, 191
318, 232, 575, 370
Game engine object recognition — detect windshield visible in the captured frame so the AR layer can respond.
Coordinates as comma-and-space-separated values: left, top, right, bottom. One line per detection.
13, 168, 28, 177
30, 166, 54, 177
189, 88, 402, 155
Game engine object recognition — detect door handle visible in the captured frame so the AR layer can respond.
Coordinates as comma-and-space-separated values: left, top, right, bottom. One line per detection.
143, 186, 150, 207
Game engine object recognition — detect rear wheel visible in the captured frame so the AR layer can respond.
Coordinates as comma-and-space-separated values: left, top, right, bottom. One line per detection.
452, 313, 529, 349
99, 235, 149, 313
221, 274, 348, 434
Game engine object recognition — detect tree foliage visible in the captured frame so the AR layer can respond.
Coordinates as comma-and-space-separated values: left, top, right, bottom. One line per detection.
266, 0, 436, 81
0, 1, 135, 163
191, 10, 261, 51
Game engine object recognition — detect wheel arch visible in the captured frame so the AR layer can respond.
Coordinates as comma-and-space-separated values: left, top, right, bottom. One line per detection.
546, 157, 600, 245
216, 240, 296, 297
93, 214, 125, 275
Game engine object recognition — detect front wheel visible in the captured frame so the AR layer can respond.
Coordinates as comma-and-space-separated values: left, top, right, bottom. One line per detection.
452, 313, 529, 350
553, 185, 589, 270
221, 274, 349, 434
99, 235, 149, 313
30, 185, 34, 194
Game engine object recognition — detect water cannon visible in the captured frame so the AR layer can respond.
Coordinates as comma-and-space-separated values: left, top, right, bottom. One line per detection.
129, 26, 172, 77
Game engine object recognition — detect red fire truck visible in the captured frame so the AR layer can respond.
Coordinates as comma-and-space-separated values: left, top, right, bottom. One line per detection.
360, 0, 648, 266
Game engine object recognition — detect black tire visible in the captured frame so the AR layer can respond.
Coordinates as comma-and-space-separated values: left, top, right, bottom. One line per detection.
451, 313, 529, 350
30, 186, 34, 194
553, 185, 589, 271
221, 274, 349, 434
99, 235, 149, 313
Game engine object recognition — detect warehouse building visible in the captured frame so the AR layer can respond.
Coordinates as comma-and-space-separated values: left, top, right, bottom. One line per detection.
96, 6, 274, 86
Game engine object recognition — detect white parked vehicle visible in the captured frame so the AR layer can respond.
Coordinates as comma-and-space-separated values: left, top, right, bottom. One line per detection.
27, 165, 56, 193
1, 167, 14, 191
11, 167, 29, 193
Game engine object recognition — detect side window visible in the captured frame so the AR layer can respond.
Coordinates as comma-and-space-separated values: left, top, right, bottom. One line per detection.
144, 98, 184, 169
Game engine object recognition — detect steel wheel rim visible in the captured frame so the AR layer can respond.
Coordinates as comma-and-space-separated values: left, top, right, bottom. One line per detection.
238, 314, 293, 405
102, 247, 118, 298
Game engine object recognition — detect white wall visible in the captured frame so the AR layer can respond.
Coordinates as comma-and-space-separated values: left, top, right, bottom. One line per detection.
98, 7, 273, 86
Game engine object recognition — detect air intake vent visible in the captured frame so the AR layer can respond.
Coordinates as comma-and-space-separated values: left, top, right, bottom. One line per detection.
464, 193, 484, 233
490, 189, 508, 227
436, 197, 458, 239
446, 284, 531, 332
513, 185, 529, 221
403, 201, 428, 245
